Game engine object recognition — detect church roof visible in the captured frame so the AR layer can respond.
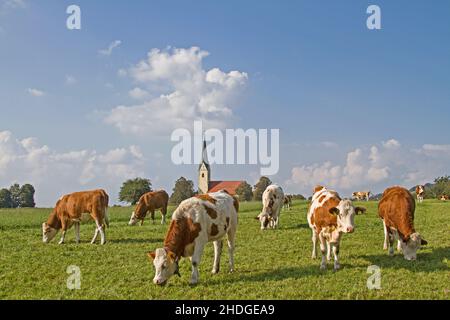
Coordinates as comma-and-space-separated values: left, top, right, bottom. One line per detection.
208, 181, 244, 195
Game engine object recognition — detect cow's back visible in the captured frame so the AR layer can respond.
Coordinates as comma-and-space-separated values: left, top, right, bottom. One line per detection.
60, 189, 108, 217
378, 186, 415, 230
143, 190, 169, 208
308, 186, 341, 231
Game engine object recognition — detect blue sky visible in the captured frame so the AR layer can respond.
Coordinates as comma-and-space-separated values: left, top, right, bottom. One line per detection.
1, 0, 449, 206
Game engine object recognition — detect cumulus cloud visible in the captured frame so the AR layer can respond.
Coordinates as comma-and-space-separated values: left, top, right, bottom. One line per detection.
27, 88, 45, 97
1, 0, 26, 10
286, 139, 450, 197
99, 40, 122, 56
105, 46, 248, 135
0, 131, 145, 206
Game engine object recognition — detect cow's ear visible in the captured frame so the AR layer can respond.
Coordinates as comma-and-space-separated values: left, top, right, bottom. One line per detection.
421, 238, 428, 245
167, 251, 176, 262
147, 251, 156, 260
355, 207, 366, 215
329, 207, 339, 215
255, 215, 260, 220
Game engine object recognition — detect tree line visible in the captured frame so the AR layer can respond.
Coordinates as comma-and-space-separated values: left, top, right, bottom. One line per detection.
0, 183, 36, 208
118, 176, 305, 206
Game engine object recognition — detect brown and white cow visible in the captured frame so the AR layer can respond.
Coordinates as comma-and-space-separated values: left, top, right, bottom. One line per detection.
148, 190, 238, 285
415, 185, 425, 203
283, 195, 292, 211
439, 194, 449, 201
42, 189, 109, 245
352, 191, 371, 201
378, 186, 428, 260
308, 186, 366, 271
129, 190, 169, 226
256, 184, 284, 229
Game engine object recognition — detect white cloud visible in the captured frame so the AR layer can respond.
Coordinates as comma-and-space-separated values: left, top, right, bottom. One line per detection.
128, 87, 150, 100
105, 46, 248, 135
118, 68, 127, 77
27, 88, 45, 97
98, 40, 122, 56
1, 0, 26, 10
65, 75, 77, 85
286, 140, 450, 197
0, 131, 146, 206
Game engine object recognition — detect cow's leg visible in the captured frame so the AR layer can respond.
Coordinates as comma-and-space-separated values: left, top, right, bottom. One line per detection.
212, 240, 223, 274
95, 220, 106, 245
58, 219, 67, 245
388, 230, 395, 256
311, 231, 318, 259
74, 222, 80, 244
150, 210, 155, 224
190, 240, 206, 285
397, 240, 402, 252
382, 220, 389, 250
332, 243, 340, 271
161, 205, 167, 225
91, 226, 99, 244
319, 233, 327, 270
326, 240, 332, 261
227, 227, 236, 273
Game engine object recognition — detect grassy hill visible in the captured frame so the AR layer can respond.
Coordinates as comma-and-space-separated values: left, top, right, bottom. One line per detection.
0, 200, 448, 299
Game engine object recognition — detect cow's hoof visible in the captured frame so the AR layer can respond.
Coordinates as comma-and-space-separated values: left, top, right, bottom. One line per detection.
229, 269, 234, 273
189, 280, 199, 286
320, 264, 327, 270
388, 249, 394, 256
383, 245, 388, 250
211, 269, 219, 274
327, 256, 331, 261
333, 264, 340, 272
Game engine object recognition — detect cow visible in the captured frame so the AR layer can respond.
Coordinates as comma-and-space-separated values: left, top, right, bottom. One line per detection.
147, 190, 238, 285
129, 190, 169, 226
378, 186, 428, 260
256, 184, 284, 230
283, 195, 292, 211
415, 185, 425, 203
352, 191, 371, 201
439, 194, 449, 201
42, 189, 109, 245
308, 186, 366, 271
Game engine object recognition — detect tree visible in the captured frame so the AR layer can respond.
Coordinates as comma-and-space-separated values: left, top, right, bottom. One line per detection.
235, 181, 253, 202
9, 183, 21, 208
253, 176, 272, 201
427, 176, 450, 198
19, 184, 36, 208
170, 177, 195, 205
119, 178, 152, 205
0, 189, 12, 208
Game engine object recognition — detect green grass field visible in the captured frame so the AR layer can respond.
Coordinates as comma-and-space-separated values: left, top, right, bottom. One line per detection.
0, 200, 449, 300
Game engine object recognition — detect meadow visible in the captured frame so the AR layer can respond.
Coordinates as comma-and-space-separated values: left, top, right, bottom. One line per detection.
0, 200, 448, 300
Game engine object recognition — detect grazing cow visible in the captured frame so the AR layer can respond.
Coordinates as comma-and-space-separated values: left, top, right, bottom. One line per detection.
308, 186, 366, 271
415, 185, 425, 203
256, 184, 284, 229
439, 194, 449, 201
42, 189, 109, 245
148, 190, 238, 285
352, 191, 371, 201
129, 190, 169, 226
283, 195, 292, 210
378, 186, 428, 260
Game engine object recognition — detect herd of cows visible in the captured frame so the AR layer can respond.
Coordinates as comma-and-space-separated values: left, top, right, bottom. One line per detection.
41, 184, 430, 286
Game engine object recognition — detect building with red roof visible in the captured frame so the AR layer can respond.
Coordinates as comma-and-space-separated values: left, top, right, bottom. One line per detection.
198, 140, 244, 195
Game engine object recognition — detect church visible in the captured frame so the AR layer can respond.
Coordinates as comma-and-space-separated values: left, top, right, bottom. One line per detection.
198, 140, 244, 195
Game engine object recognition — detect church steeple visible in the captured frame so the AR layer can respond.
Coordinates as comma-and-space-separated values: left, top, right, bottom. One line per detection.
198, 137, 210, 194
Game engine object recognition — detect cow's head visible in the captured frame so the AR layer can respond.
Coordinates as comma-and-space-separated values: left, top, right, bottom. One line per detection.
42, 222, 58, 243
329, 199, 365, 234
148, 248, 180, 286
400, 233, 428, 261
128, 211, 140, 226
256, 206, 273, 230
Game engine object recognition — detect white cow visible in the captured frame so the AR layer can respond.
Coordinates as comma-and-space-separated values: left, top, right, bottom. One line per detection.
256, 184, 284, 230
